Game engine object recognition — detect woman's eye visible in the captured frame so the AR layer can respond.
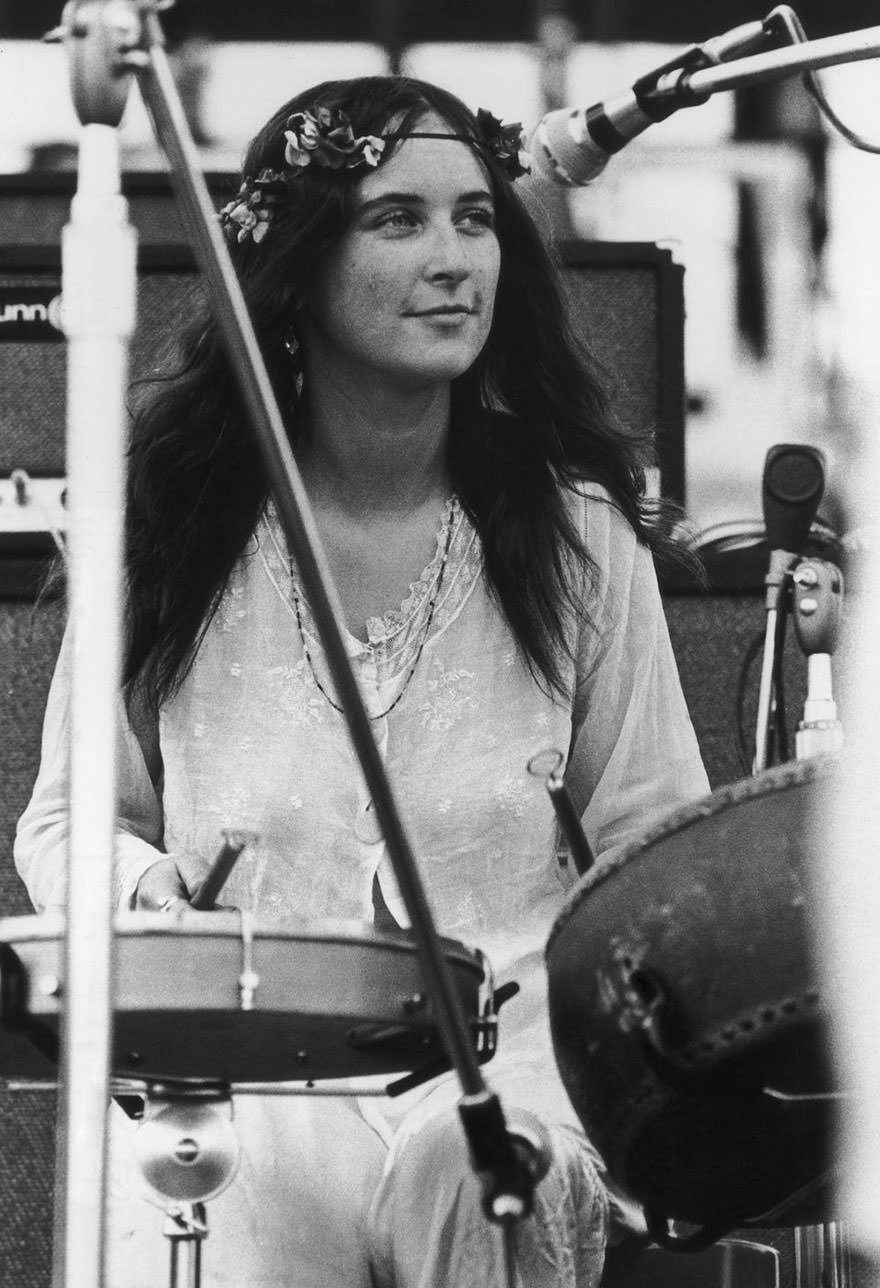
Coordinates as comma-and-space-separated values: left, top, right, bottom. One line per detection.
458, 207, 496, 232
376, 209, 417, 230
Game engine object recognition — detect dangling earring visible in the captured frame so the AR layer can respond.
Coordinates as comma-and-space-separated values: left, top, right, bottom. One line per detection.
282, 324, 300, 359
282, 323, 305, 398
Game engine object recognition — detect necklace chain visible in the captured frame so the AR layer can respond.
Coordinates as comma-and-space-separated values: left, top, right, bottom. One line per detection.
290, 501, 457, 720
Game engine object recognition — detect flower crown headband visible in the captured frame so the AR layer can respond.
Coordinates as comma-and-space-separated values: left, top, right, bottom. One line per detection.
220, 105, 531, 245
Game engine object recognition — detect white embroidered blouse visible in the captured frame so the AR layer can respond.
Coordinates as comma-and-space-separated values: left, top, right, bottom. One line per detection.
15, 482, 709, 1111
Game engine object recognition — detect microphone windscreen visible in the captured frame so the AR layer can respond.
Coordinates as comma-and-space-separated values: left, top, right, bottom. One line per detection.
530, 109, 605, 187
762, 443, 825, 554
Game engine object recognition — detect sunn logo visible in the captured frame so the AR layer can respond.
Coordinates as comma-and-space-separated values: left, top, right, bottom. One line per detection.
0, 288, 65, 341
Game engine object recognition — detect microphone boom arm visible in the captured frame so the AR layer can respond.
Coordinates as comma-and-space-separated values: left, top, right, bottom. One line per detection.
648, 22, 880, 108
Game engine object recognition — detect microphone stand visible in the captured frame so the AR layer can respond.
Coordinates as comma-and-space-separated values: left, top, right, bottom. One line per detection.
50, 5, 138, 1284
646, 19, 880, 106
52, 3, 543, 1283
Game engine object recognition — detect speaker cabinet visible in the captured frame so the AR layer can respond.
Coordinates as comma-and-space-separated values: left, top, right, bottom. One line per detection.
560, 240, 686, 507
0, 174, 686, 493
0, 595, 63, 1288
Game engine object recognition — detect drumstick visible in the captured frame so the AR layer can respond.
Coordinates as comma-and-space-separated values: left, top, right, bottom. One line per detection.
527, 750, 595, 876
190, 830, 258, 910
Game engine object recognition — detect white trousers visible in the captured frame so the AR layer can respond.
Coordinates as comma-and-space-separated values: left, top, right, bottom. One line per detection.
105, 1087, 613, 1288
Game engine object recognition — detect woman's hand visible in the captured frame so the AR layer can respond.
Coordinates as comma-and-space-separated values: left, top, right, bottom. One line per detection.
134, 857, 191, 913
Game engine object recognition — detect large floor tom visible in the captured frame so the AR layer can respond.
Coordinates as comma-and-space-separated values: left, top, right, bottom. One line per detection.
546, 756, 838, 1242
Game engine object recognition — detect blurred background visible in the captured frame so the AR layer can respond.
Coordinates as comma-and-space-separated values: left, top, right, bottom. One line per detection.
0, 0, 878, 541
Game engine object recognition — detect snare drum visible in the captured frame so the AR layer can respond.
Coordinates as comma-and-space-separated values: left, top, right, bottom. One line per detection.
0, 912, 485, 1085
545, 756, 838, 1242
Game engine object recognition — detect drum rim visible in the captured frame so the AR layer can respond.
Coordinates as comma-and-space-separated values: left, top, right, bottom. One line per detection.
545, 754, 838, 956
0, 910, 484, 971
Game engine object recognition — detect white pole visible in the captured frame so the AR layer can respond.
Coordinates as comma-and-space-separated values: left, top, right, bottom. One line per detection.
57, 119, 137, 1288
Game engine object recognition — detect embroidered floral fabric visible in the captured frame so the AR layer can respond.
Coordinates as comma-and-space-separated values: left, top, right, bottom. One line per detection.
15, 483, 708, 1118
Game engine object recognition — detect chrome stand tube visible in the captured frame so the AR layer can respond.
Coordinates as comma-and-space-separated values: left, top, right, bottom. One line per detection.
56, 116, 136, 1288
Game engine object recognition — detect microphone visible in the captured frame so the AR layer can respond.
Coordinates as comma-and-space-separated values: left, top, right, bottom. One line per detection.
762, 442, 826, 602
753, 443, 826, 773
530, 19, 769, 186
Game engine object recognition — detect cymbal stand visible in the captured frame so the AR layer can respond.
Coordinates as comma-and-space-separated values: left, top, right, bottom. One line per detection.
133, 1083, 241, 1288
53, 6, 546, 1287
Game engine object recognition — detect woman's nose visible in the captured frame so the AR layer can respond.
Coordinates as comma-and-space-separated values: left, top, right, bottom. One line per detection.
423, 222, 469, 282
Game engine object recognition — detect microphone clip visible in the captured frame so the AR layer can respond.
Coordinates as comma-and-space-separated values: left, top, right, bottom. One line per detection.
636, 19, 772, 117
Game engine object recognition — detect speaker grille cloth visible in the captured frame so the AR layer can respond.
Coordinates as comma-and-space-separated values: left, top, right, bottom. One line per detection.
0, 272, 204, 476
562, 265, 659, 440
0, 598, 63, 1288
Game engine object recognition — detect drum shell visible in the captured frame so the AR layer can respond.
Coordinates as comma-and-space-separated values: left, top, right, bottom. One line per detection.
0, 913, 484, 1085
545, 757, 836, 1234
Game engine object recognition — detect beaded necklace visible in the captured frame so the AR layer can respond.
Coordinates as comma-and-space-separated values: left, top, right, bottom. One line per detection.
289, 499, 458, 720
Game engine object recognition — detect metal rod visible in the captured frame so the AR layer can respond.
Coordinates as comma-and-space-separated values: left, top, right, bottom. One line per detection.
56, 118, 137, 1288
165, 1203, 207, 1288
659, 24, 880, 99
527, 750, 594, 875
131, 11, 484, 1096
752, 608, 778, 775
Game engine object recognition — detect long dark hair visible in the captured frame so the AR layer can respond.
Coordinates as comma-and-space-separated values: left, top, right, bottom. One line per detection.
124, 74, 677, 710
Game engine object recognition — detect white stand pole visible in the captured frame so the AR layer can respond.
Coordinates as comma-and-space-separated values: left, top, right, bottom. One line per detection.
56, 120, 137, 1288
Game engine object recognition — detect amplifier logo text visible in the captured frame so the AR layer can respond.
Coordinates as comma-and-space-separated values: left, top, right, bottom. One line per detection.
0, 287, 65, 340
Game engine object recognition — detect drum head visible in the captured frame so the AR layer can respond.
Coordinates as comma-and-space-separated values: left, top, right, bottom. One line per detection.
545, 756, 838, 1236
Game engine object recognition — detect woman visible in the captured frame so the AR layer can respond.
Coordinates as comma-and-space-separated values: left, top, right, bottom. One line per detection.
15, 75, 708, 1287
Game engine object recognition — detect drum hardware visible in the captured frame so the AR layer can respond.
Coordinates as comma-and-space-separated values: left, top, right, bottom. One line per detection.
132, 1082, 241, 1288
385, 974, 520, 1098
527, 749, 594, 875
162, 1205, 208, 1288
236, 910, 259, 1012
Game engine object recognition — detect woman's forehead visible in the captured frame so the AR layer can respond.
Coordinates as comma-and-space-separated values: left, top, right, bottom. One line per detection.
357, 111, 491, 200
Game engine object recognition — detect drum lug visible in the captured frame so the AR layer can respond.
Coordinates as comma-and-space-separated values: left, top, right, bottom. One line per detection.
237, 911, 259, 1011
474, 979, 520, 1062
385, 979, 519, 1099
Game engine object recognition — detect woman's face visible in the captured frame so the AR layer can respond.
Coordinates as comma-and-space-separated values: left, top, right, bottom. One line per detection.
300, 111, 501, 395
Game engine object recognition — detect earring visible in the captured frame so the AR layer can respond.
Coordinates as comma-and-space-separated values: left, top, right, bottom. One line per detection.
282, 324, 300, 358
